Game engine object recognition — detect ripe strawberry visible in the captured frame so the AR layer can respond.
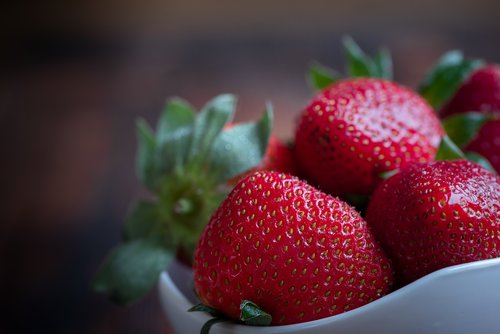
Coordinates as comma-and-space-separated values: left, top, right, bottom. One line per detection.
294, 78, 444, 196
366, 160, 500, 284
438, 65, 500, 173
466, 120, 500, 173
259, 136, 299, 176
440, 65, 500, 118
193, 171, 393, 326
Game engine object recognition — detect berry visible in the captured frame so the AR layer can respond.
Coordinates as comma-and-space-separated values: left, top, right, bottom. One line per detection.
193, 171, 393, 325
466, 119, 500, 173
295, 78, 444, 196
439, 65, 500, 173
366, 160, 500, 283
440, 65, 500, 118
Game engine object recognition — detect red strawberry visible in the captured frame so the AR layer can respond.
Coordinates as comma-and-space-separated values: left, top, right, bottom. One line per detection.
366, 160, 500, 284
193, 171, 393, 325
440, 65, 500, 118
466, 119, 500, 173
260, 136, 299, 176
439, 65, 500, 173
295, 78, 444, 196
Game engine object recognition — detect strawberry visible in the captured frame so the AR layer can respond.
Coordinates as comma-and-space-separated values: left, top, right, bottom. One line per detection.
440, 65, 500, 118
465, 119, 500, 173
366, 160, 500, 284
440, 65, 500, 173
259, 136, 299, 176
420, 55, 500, 173
295, 78, 444, 196
193, 171, 393, 326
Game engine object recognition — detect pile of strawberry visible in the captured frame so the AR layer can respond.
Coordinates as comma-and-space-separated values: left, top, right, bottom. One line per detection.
94, 38, 500, 331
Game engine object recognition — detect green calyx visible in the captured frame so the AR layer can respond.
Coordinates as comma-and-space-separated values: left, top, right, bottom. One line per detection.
435, 135, 496, 173
439, 112, 497, 174
418, 50, 484, 110
190, 300, 272, 334
442, 112, 497, 147
94, 94, 273, 305
308, 35, 393, 91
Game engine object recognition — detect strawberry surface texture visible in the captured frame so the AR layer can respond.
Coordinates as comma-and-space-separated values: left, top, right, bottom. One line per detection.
193, 171, 393, 325
295, 78, 444, 196
366, 160, 500, 283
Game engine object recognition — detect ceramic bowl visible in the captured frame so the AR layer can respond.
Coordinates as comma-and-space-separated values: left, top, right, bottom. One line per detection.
159, 258, 500, 334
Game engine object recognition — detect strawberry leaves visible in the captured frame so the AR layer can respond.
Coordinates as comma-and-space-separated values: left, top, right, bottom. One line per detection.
136, 119, 158, 191
156, 98, 196, 175
435, 135, 496, 173
208, 105, 272, 182
93, 240, 173, 305
123, 200, 163, 242
418, 51, 484, 109
435, 135, 467, 161
188, 94, 235, 164
308, 36, 393, 91
343, 36, 393, 79
189, 300, 272, 334
239, 300, 273, 326
439, 112, 498, 173
442, 112, 497, 147
308, 62, 340, 90
94, 94, 273, 305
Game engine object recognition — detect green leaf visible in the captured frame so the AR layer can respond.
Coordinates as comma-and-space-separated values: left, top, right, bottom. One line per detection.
418, 51, 484, 109
188, 303, 224, 317
379, 169, 399, 180
136, 119, 158, 191
373, 47, 393, 80
93, 240, 173, 304
200, 318, 230, 334
188, 94, 236, 164
156, 98, 196, 173
208, 105, 273, 182
123, 200, 164, 242
442, 112, 497, 148
343, 36, 376, 78
435, 135, 466, 161
239, 300, 272, 326
465, 152, 497, 174
308, 62, 341, 90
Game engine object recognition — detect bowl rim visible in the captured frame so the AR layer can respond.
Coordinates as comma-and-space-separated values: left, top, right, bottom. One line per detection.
160, 257, 500, 331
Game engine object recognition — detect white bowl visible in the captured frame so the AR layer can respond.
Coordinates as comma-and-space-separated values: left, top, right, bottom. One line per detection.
159, 258, 500, 334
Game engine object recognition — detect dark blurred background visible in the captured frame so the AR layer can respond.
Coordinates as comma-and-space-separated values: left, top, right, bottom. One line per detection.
2, 1, 500, 333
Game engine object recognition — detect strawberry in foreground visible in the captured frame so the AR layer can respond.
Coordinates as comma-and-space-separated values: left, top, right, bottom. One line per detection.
366, 159, 500, 284
419, 52, 500, 173
295, 78, 444, 196
192, 171, 393, 327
